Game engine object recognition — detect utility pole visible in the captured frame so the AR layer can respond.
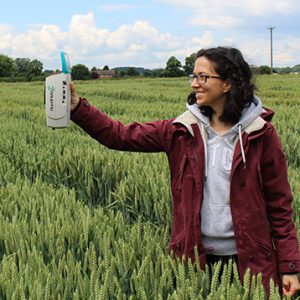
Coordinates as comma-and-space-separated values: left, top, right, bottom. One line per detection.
267, 26, 275, 74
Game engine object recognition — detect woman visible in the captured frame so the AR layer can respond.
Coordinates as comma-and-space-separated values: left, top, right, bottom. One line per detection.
70, 47, 300, 296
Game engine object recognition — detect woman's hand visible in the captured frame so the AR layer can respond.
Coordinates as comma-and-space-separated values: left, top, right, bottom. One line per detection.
282, 274, 300, 297
70, 82, 80, 111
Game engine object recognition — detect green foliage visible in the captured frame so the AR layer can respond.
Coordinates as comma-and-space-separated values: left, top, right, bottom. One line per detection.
14, 57, 31, 75
165, 56, 185, 77
71, 64, 90, 80
13, 57, 43, 80
184, 53, 197, 76
0, 54, 14, 77
258, 65, 272, 74
274, 66, 291, 74
90, 67, 98, 79
126, 67, 140, 76
151, 68, 165, 77
27, 59, 43, 79
291, 64, 300, 73
0, 76, 299, 298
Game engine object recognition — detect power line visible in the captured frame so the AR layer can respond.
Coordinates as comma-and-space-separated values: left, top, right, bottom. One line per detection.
267, 26, 275, 74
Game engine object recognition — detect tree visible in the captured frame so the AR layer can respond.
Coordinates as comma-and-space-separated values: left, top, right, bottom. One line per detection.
152, 68, 165, 77
143, 70, 153, 77
13, 57, 43, 80
276, 66, 291, 74
119, 70, 126, 77
27, 59, 43, 80
43, 70, 54, 76
165, 56, 184, 77
291, 64, 300, 73
71, 64, 90, 80
184, 53, 197, 75
126, 67, 140, 76
258, 65, 271, 74
0, 54, 14, 77
14, 58, 31, 76
90, 67, 98, 79
103, 65, 109, 70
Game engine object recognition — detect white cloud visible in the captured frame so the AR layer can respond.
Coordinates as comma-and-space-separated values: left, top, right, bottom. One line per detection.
233, 35, 300, 67
68, 13, 109, 50
168, 0, 298, 14
160, 0, 300, 28
0, 24, 66, 60
191, 32, 214, 49
0, 24, 13, 35
0, 14, 196, 68
274, 36, 300, 66
0, 12, 299, 69
235, 0, 294, 15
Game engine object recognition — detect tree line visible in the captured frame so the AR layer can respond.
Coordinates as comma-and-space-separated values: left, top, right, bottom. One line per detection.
0, 55, 44, 81
0, 53, 299, 82
66, 55, 197, 80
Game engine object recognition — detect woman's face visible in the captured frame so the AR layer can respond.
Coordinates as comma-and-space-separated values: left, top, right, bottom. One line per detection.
191, 56, 231, 113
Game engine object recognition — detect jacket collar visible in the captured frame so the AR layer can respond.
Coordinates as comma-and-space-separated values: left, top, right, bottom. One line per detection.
173, 110, 198, 137
244, 117, 266, 134
173, 110, 267, 137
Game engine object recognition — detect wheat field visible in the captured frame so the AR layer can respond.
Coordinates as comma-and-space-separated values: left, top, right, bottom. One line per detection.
0, 75, 299, 299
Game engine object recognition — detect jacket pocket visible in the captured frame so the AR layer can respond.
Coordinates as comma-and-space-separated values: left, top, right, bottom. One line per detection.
252, 238, 277, 274
245, 224, 276, 268
254, 238, 274, 253
256, 163, 265, 198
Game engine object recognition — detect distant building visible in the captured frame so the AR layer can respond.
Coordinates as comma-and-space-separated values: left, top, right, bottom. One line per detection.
94, 70, 117, 79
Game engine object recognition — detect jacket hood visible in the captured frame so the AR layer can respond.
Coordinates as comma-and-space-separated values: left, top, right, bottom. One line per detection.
174, 96, 273, 172
186, 95, 264, 132
174, 96, 274, 137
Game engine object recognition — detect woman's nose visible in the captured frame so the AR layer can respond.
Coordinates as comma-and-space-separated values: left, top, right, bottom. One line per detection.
191, 78, 200, 88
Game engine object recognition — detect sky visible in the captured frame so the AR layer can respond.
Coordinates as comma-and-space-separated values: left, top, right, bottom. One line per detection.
1, 0, 300, 70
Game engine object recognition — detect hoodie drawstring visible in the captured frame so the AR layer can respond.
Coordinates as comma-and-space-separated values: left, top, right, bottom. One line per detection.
238, 124, 246, 169
199, 122, 246, 178
200, 122, 208, 181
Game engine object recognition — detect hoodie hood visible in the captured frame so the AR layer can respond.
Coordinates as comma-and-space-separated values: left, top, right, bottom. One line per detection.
232, 95, 263, 133
186, 96, 264, 174
186, 95, 263, 131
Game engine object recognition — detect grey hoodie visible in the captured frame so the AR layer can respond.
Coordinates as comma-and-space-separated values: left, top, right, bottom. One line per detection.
187, 96, 263, 255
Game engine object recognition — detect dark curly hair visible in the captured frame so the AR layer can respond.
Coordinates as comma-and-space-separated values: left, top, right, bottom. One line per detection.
187, 47, 255, 124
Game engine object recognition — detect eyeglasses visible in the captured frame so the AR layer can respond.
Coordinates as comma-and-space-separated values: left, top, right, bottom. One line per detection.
189, 73, 223, 85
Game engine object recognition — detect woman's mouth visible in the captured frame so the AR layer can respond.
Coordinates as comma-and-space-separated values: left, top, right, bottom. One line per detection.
196, 91, 205, 98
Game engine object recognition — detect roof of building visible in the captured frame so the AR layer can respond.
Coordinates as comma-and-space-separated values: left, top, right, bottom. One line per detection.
95, 70, 116, 76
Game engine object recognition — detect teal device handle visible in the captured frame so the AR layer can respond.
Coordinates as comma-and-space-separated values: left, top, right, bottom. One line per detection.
60, 52, 71, 74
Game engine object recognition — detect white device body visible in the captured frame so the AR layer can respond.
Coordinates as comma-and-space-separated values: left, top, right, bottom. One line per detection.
45, 73, 71, 128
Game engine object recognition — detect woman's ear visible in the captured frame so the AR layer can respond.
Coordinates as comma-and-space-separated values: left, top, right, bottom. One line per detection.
223, 79, 232, 93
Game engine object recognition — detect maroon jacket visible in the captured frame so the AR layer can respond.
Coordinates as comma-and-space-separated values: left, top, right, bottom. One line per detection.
71, 98, 300, 290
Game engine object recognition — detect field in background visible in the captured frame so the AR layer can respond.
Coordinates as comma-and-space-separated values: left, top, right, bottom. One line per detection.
0, 75, 299, 299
